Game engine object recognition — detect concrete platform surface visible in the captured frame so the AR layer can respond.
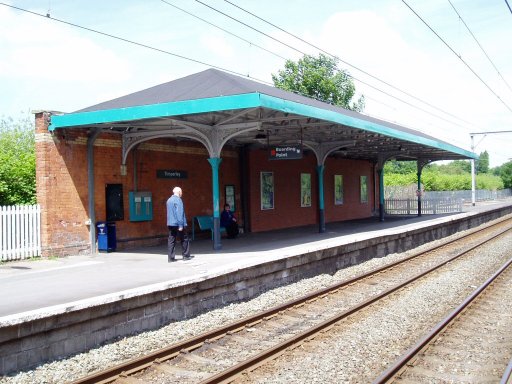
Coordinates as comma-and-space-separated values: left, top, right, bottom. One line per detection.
1, 200, 511, 320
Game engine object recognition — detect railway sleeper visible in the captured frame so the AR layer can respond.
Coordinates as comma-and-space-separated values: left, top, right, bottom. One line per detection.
243, 327, 273, 338
115, 374, 146, 384
415, 357, 509, 375
152, 362, 206, 378
399, 366, 477, 382
181, 352, 223, 365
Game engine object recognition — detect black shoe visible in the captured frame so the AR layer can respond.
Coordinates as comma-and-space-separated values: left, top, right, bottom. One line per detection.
168, 258, 177, 262
183, 255, 194, 260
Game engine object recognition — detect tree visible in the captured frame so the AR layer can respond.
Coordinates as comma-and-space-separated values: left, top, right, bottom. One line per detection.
497, 161, 512, 189
384, 160, 417, 174
0, 114, 36, 205
476, 150, 489, 174
272, 53, 365, 112
429, 160, 470, 174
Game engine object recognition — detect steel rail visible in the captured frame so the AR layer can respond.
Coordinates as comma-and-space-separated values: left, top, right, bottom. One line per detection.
198, 226, 512, 384
70, 218, 512, 384
500, 358, 512, 384
372, 256, 512, 384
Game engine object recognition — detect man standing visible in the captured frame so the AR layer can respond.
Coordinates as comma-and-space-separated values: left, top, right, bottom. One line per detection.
166, 186, 192, 262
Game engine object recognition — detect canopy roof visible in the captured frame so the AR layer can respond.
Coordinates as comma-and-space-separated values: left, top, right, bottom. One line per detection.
50, 68, 477, 162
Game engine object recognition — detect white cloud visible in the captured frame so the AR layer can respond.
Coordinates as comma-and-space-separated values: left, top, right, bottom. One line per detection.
0, 6, 132, 83
200, 33, 235, 59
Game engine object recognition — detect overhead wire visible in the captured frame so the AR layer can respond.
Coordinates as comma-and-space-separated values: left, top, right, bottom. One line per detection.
222, 0, 476, 128
401, 0, 512, 114
0, 2, 273, 86
0, 1, 426, 124
159, 0, 288, 61
194, 0, 474, 130
447, 0, 512, 94
505, 0, 512, 14
0, 1, 418, 119
157, 0, 466, 128
0, 1, 494, 135
194, 0, 309, 56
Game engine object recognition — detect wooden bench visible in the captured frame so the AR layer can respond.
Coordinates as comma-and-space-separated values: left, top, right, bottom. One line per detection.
191, 215, 226, 240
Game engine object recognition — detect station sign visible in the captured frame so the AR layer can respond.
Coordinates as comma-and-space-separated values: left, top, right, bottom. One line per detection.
269, 145, 303, 160
156, 170, 188, 179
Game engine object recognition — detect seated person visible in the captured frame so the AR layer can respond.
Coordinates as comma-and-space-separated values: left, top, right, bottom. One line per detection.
220, 204, 238, 239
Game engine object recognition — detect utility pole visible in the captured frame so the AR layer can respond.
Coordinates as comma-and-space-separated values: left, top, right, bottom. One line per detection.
470, 134, 476, 206
469, 130, 512, 206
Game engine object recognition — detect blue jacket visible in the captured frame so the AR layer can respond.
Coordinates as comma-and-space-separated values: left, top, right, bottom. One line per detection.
220, 210, 235, 227
166, 195, 187, 227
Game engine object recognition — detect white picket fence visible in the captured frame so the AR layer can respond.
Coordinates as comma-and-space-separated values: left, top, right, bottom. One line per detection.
385, 198, 463, 215
0, 205, 41, 261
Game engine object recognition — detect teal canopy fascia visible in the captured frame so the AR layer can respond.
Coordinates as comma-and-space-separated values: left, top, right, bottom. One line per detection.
49, 92, 477, 160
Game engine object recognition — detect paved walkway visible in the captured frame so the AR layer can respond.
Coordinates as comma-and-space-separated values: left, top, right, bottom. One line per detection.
1, 200, 511, 319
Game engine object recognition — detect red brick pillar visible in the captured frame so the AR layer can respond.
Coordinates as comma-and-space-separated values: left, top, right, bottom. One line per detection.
34, 112, 90, 257
34, 112, 52, 256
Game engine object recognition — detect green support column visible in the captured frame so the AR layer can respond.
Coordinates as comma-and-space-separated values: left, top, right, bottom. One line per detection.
208, 157, 222, 250
317, 165, 325, 233
417, 171, 422, 217
378, 169, 385, 222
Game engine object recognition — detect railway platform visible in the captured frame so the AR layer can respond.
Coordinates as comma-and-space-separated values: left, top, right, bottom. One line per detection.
0, 200, 503, 317
1, 200, 511, 375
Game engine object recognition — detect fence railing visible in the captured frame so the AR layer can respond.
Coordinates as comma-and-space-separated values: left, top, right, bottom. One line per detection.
0, 205, 41, 261
385, 198, 463, 215
385, 187, 512, 201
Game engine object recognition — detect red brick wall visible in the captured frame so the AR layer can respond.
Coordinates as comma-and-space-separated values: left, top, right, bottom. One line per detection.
247, 149, 375, 232
35, 113, 241, 256
35, 113, 377, 256
247, 149, 317, 232
35, 112, 90, 256
324, 157, 375, 222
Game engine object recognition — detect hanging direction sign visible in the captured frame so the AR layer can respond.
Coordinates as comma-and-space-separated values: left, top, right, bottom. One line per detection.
269, 145, 303, 160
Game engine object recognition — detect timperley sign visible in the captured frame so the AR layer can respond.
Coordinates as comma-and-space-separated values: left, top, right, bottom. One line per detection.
156, 170, 188, 179
269, 145, 303, 160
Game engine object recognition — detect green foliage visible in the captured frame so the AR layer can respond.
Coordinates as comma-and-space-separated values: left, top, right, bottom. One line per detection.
495, 161, 512, 188
384, 168, 503, 191
476, 150, 489, 174
430, 160, 471, 174
272, 53, 365, 112
383, 172, 417, 187
383, 160, 417, 175
0, 114, 36, 205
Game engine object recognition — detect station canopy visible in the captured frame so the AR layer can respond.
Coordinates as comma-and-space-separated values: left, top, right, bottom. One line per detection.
50, 68, 477, 163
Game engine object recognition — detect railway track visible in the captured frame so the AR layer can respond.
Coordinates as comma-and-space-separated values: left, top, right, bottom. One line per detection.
71, 217, 512, 384
373, 256, 512, 384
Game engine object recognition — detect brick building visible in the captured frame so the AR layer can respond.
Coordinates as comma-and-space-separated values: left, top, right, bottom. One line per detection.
35, 69, 476, 256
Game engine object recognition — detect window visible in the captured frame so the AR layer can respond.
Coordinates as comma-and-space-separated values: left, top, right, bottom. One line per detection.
300, 173, 311, 207
260, 172, 274, 210
360, 176, 368, 203
334, 175, 344, 205
225, 185, 235, 211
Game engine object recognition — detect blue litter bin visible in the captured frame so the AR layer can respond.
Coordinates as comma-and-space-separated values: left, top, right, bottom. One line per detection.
97, 221, 116, 252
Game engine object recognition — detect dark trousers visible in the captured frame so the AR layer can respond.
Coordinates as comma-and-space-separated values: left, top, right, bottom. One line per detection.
168, 226, 190, 260
226, 222, 238, 238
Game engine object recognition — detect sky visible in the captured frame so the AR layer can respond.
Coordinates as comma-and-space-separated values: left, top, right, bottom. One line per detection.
1, 0, 511, 167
